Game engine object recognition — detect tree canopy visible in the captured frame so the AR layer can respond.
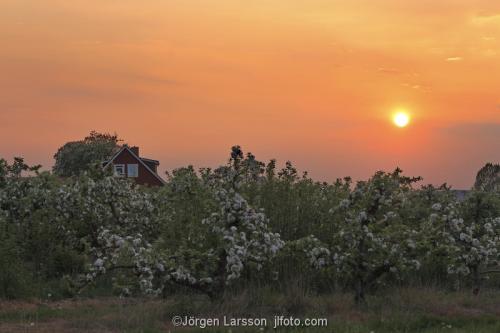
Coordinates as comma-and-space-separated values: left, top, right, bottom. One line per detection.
52, 131, 121, 177
474, 163, 500, 192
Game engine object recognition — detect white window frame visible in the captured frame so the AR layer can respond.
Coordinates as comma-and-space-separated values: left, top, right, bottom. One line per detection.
114, 164, 125, 177
127, 164, 139, 178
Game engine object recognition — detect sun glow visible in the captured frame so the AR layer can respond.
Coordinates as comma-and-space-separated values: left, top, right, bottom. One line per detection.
393, 111, 410, 128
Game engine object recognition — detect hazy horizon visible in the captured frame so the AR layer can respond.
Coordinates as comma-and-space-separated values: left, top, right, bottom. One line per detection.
1, 1, 499, 188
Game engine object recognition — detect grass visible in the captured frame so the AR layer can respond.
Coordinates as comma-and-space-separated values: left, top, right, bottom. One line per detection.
1, 287, 500, 332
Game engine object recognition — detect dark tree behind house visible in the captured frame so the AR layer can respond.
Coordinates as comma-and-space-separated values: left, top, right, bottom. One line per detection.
53, 131, 121, 177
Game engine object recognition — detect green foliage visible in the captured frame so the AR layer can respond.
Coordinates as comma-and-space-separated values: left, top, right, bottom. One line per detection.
474, 162, 500, 192
1, 148, 500, 304
0, 232, 33, 299
52, 131, 120, 177
315, 169, 423, 303
423, 190, 500, 294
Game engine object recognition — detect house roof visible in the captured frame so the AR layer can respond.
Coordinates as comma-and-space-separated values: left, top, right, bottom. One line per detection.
139, 157, 160, 165
103, 145, 166, 185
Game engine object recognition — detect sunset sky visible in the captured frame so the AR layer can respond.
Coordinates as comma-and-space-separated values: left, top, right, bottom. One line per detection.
1, 0, 499, 188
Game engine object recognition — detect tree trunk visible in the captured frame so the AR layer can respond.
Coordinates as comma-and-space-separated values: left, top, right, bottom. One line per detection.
472, 266, 481, 296
354, 278, 366, 305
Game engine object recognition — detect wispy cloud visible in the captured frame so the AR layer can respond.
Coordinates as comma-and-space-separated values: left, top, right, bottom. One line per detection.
484, 49, 497, 57
471, 12, 500, 25
377, 67, 399, 74
401, 82, 430, 92
401, 83, 421, 89
446, 57, 463, 62
43, 85, 137, 101
443, 122, 500, 139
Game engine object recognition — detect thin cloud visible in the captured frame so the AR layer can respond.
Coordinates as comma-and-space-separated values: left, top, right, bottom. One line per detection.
484, 49, 497, 57
446, 57, 463, 62
401, 83, 430, 92
112, 71, 180, 86
471, 13, 500, 25
44, 86, 143, 102
377, 67, 399, 74
443, 122, 500, 139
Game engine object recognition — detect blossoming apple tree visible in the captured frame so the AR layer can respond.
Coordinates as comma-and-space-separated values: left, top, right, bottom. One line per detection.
327, 169, 423, 303
150, 146, 284, 298
425, 191, 500, 294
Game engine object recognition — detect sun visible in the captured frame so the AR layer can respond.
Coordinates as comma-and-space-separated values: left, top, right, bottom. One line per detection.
393, 111, 410, 128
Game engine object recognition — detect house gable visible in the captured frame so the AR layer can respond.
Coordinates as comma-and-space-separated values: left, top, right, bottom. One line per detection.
103, 146, 165, 186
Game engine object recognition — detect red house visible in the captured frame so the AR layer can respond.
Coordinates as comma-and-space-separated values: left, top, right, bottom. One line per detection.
103, 145, 165, 186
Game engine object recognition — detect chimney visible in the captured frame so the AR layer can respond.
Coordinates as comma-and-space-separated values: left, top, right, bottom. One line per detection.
130, 146, 139, 156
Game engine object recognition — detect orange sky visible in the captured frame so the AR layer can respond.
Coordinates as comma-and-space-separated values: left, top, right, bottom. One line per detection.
1, 0, 499, 188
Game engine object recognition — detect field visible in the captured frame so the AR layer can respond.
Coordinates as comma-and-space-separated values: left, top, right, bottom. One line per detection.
1, 288, 500, 333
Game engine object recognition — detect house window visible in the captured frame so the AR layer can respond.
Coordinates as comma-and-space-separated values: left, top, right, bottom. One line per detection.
114, 164, 125, 177
127, 164, 139, 177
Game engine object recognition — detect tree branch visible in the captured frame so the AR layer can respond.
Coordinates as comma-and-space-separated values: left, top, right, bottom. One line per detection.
480, 269, 500, 275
